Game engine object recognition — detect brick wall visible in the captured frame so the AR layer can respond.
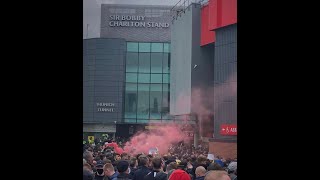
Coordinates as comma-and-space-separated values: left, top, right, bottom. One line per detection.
209, 141, 237, 159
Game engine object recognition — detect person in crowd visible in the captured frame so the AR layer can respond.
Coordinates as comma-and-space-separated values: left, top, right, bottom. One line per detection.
204, 170, 231, 180
144, 157, 167, 180
121, 153, 129, 160
190, 155, 207, 178
84, 163, 93, 172
165, 162, 178, 176
83, 150, 94, 167
168, 168, 191, 180
129, 157, 138, 176
195, 166, 206, 180
207, 163, 224, 171
84, 168, 95, 180
132, 155, 151, 180
226, 162, 237, 180
103, 163, 119, 180
214, 156, 224, 167
147, 154, 154, 168
117, 160, 132, 180
114, 153, 122, 161
94, 160, 105, 180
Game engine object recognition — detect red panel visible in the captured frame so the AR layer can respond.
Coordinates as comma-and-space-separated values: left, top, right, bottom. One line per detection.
201, 5, 215, 46
208, 0, 217, 31
221, 0, 237, 26
220, 124, 237, 136
208, 0, 237, 31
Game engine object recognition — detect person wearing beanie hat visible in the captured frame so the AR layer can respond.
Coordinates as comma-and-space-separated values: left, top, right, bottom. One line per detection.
168, 169, 191, 180
117, 160, 133, 180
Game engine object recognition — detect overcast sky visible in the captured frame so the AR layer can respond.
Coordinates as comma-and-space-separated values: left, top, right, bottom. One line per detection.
83, 0, 183, 39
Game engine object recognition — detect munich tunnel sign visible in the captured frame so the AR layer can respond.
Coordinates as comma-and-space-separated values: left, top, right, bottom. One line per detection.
220, 124, 237, 136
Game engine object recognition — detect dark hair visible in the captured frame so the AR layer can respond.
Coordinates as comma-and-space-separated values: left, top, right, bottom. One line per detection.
100, 154, 105, 161
94, 156, 100, 161
139, 155, 149, 166
130, 157, 137, 167
166, 162, 177, 172
136, 153, 143, 162
152, 157, 163, 169
121, 153, 128, 158
83, 151, 93, 162
177, 159, 188, 170
197, 155, 207, 164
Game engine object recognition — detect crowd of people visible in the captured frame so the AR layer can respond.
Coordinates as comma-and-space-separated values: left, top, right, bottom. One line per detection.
83, 137, 237, 180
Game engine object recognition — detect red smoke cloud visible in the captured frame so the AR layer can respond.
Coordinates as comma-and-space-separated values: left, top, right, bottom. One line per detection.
123, 124, 189, 155
123, 73, 237, 154
174, 73, 237, 138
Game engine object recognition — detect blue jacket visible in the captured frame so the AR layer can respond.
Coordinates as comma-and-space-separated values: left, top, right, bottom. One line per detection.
109, 172, 119, 180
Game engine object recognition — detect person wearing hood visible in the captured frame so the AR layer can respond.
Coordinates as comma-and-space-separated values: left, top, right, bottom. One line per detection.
168, 169, 191, 180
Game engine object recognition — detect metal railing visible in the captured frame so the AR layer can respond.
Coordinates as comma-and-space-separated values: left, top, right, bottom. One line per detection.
170, 0, 208, 21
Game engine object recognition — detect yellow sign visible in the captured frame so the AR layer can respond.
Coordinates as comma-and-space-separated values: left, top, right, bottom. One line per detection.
145, 126, 157, 130
88, 136, 95, 144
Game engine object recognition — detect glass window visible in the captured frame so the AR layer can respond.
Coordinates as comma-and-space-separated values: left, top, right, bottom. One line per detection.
126, 83, 137, 91
138, 74, 150, 83
151, 43, 163, 52
124, 119, 137, 123
125, 83, 137, 119
163, 43, 170, 52
151, 53, 163, 73
127, 42, 138, 52
137, 84, 150, 119
162, 84, 169, 116
138, 53, 150, 73
136, 119, 149, 123
151, 74, 162, 83
139, 43, 150, 52
126, 73, 137, 83
126, 52, 138, 72
150, 84, 162, 120
163, 53, 170, 73
163, 74, 170, 83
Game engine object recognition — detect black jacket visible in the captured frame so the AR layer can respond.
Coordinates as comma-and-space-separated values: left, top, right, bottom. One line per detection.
117, 173, 132, 180
94, 174, 104, 180
143, 170, 167, 180
132, 166, 151, 180
129, 167, 138, 177
195, 176, 205, 180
